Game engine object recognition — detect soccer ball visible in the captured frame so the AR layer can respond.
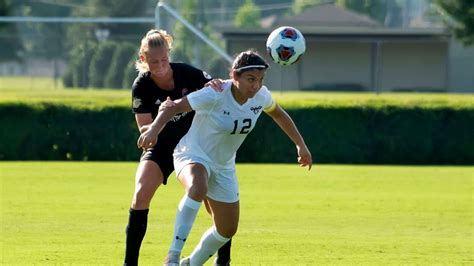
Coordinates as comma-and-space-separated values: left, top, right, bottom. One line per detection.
266, 26, 306, 66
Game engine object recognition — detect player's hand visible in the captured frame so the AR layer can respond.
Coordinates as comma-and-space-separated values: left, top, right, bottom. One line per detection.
296, 144, 312, 171
139, 124, 150, 134
159, 96, 175, 111
137, 126, 159, 150
205, 79, 226, 92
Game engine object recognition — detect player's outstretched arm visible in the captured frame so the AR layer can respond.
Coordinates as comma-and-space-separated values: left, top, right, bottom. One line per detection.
265, 104, 312, 170
137, 97, 192, 149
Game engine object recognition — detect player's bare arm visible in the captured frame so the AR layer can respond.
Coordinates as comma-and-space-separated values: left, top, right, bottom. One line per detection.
266, 104, 312, 170
137, 97, 193, 149
135, 113, 154, 133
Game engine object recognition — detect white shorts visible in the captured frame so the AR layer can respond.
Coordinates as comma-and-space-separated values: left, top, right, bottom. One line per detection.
174, 154, 239, 203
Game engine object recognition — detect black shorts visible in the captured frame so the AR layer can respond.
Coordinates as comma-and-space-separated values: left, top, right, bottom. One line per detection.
140, 144, 175, 185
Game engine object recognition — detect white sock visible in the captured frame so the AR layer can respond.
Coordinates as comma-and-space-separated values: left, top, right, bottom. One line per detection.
168, 195, 202, 253
189, 226, 230, 265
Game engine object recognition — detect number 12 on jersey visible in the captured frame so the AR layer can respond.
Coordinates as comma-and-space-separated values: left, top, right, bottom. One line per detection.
230, 118, 252, 135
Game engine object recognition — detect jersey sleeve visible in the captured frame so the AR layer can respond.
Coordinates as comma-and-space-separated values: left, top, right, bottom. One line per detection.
196, 69, 213, 87
131, 74, 151, 113
260, 86, 277, 113
186, 86, 218, 112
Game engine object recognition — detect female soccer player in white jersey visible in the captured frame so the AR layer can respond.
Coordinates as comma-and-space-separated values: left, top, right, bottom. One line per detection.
137, 50, 312, 265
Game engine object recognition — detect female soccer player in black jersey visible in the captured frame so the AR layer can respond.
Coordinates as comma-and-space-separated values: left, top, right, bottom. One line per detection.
124, 29, 231, 266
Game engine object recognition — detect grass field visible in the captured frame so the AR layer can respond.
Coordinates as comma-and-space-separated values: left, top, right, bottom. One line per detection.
1, 162, 472, 265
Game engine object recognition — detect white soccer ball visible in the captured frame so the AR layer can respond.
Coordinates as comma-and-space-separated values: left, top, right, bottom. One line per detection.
266, 26, 306, 66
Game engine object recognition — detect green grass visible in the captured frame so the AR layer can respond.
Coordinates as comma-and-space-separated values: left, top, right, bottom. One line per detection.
0, 77, 130, 109
0, 76, 65, 90
1, 162, 472, 265
1, 76, 473, 109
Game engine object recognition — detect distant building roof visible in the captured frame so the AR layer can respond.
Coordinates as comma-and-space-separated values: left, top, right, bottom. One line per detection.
265, 3, 381, 28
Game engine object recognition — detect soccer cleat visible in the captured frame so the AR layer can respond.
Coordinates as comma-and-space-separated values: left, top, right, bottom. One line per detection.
163, 251, 181, 266
179, 257, 190, 266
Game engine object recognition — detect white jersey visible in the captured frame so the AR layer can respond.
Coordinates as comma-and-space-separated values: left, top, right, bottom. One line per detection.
173, 81, 275, 169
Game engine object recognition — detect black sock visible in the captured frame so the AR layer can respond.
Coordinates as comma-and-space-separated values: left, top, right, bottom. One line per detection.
124, 208, 149, 266
216, 238, 232, 264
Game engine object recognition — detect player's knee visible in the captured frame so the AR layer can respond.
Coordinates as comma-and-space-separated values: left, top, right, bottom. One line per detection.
187, 179, 208, 201
216, 223, 238, 238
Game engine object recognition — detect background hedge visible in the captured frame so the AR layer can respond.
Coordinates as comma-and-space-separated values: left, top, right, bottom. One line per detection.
242, 105, 474, 165
1, 101, 472, 164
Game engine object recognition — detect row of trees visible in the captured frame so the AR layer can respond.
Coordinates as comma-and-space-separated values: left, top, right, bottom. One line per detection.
436, 0, 474, 45
63, 41, 137, 89
51, 0, 152, 88
0, 0, 154, 88
0, 0, 23, 61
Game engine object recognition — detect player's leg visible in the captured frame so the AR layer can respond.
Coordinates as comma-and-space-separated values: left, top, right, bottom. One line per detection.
124, 160, 163, 266
204, 200, 232, 265
216, 239, 232, 265
187, 198, 239, 265
186, 167, 240, 264
164, 163, 209, 264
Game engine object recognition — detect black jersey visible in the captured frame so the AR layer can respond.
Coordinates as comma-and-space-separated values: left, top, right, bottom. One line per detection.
131, 62, 212, 145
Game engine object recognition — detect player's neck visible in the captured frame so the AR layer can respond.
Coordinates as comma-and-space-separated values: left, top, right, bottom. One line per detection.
230, 84, 248, 105
151, 69, 174, 91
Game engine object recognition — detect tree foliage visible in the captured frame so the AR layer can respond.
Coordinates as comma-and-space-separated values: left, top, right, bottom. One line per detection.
436, 0, 474, 45
18, 0, 73, 60
336, 0, 389, 23
170, 0, 198, 64
234, 0, 261, 28
292, 0, 397, 25
89, 42, 118, 88
122, 58, 138, 89
66, 41, 96, 88
104, 43, 137, 89
0, 0, 23, 61
169, 0, 228, 77
292, 0, 324, 14
61, 0, 153, 88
